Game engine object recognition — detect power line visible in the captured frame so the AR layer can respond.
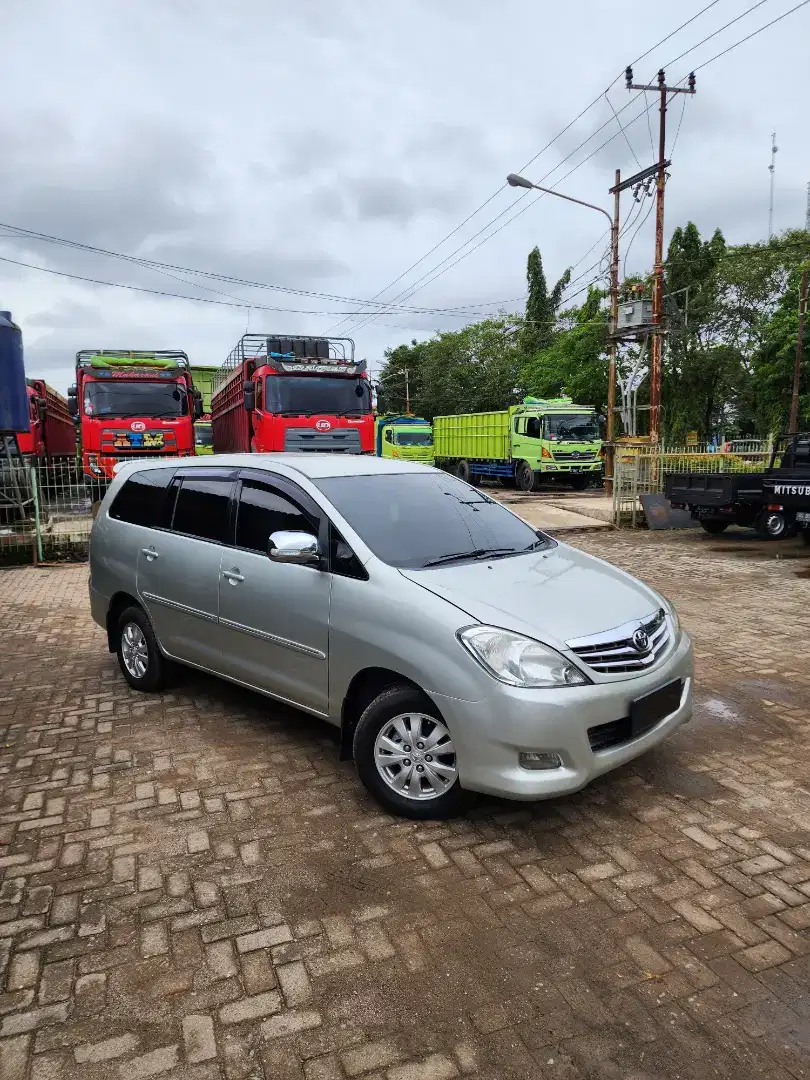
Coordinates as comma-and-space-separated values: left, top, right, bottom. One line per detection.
327, 0, 730, 333
346, 0, 803, 333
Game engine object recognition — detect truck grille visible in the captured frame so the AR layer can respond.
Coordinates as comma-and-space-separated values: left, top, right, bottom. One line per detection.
284, 429, 362, 454
553, 451, 598, 461
566, 609, 669, 674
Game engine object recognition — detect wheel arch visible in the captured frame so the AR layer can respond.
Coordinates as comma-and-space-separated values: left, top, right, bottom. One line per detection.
105, 591, 142, 652
339, 667, 439, 761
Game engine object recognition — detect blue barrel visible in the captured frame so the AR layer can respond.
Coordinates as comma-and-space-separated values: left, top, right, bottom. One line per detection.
0, 311, 30, 433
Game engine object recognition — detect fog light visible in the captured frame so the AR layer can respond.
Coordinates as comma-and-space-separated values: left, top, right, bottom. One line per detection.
519, 752, 562, 771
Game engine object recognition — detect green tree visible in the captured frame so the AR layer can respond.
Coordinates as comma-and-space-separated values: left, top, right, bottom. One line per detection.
523, 287, 609, 411
523, 247, 571, 356
749, 263, 810, 433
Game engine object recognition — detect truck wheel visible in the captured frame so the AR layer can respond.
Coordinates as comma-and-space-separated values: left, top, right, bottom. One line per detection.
700, 521, 729, 535
353, 685, 465, 820
516, 461, 537, 492
755, 510, 789, 541
455, 460, 471, 483
569, 475, 588, 491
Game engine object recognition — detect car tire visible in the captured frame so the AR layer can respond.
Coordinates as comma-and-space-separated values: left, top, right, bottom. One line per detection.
700, 520, 729, 535
353, 685, 465, 820
755, 510, 789, 540
116, 605, 167, 692
516, 461, 537, 492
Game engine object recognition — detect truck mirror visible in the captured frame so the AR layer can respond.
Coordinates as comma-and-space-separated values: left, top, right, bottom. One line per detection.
193, 389, 203, 419
243, 381, 255, 412
67, 390, 78, 417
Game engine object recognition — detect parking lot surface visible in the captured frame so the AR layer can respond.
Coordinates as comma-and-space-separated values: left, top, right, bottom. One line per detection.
1, 528, 810, 1080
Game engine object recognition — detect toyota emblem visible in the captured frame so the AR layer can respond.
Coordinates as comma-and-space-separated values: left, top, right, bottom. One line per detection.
315, 419, 332, 431
130, 421, 146, 431
631, 627, 649, 653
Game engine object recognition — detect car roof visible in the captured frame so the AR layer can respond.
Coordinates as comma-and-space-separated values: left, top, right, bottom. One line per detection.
116, 453, 433, 480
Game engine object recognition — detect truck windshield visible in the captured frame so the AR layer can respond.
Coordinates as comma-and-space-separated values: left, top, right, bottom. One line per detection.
194, 425, 213, 447
315, 472, 553, 569
266, 376, 371, 416
545, 413, 600, 441
396, 431, 432, 446
83, 380, 189, 419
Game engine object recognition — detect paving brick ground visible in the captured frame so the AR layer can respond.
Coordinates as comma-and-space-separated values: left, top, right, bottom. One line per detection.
2, 528, 810, 1079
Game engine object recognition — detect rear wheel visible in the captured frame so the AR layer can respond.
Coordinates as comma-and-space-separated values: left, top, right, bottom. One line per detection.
116, 606, 166, 692
700, 520, 729, 535
516, 461, 538, 492
755, 510, 789, 541
455, 460, 471, 483
353, 685, 464, 820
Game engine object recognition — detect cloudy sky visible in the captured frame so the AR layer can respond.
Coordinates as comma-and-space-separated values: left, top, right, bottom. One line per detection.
2, 0, 809, 393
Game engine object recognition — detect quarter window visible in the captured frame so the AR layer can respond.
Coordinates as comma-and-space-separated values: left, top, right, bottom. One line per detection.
108, 469, 177, 529
171, 478, 232, 543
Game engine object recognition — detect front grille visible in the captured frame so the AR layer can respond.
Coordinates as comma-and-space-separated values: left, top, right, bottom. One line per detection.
553, 451, 598, 461
566, 609, 669, 674
283, 429, 362, 454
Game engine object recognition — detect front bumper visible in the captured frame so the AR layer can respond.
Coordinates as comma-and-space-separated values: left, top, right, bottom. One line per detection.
430, 630, 693, 800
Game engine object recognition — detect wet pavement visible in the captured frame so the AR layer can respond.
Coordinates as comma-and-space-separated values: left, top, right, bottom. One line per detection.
1, 527, 810, 1079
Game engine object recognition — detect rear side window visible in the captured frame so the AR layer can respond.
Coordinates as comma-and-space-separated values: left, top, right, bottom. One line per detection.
108, 469, 176, 528
172, 478, 232, 544
235, 479, 318, 553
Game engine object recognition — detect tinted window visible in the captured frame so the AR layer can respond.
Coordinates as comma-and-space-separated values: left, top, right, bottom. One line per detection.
108, 469, 176, 528
315, 473, 551, 569
172, 478, 232, 544
265, 376, 371, 416
235, 479, 318, 553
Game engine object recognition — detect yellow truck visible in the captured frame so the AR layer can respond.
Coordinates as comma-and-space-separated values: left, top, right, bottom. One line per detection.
433, 396, 603, 491
375, 415, 434, 465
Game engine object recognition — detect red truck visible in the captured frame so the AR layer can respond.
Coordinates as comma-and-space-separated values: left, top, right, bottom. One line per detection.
68, 350, 201, 488
211, 334, 373, 454
17, 379, 77, 461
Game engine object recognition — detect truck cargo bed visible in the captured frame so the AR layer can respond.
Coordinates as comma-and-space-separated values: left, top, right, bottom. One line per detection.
664, 471, 764, 507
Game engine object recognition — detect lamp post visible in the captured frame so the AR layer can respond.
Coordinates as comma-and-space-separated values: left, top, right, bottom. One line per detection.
506, 173, 619, 491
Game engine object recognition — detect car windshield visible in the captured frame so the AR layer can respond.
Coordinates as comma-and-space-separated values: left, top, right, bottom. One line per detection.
545, 413, 600, 441
194, 425, 213, 447
84, 380, 188, 419
395, 431, 433, 446
315, 472, 553, 569
266, 376, 372, 416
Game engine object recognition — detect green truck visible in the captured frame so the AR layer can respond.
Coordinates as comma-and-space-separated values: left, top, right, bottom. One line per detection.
375, 415, 434, 465
190, 365, 218, 455
433, 396, 603, 491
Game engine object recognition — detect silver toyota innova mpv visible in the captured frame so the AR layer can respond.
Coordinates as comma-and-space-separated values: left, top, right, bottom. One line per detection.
89, 454, 693, 818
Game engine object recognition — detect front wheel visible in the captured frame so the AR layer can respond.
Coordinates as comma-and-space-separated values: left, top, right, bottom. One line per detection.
755, 510, 789, 541
569, 475, 589, 491
700, 520, 729, 535
353, 686, 464, 819
515, 461, 538, 493
116, 606, 167, 692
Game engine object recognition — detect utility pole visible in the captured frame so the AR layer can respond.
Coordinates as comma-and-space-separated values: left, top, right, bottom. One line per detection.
605, 168, 621, 495
768, 133, 778, 240
625, 67, 696, 443
789, 268, 808, 434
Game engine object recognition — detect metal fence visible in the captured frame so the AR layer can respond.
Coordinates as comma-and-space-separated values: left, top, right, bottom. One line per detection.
1, 459, 95, 565
612, 444, 772, 527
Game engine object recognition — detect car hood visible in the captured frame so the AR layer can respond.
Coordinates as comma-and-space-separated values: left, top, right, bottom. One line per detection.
399, 543, 662, 650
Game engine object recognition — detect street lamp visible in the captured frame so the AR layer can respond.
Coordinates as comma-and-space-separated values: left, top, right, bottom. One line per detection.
506, 171, 619, 493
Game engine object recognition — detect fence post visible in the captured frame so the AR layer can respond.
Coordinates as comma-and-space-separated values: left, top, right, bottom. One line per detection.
29, 464, 44, 565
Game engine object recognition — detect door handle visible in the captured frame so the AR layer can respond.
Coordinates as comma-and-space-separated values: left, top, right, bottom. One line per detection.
141, 547, 159, 561
222, 568, 244, 584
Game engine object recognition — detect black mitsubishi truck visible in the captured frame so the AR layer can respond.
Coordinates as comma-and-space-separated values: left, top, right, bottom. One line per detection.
664, 432, 810, 541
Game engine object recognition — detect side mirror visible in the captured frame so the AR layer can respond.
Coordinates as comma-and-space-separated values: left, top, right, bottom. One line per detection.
268, 530, 321, 566
193, 390, 203, 419
67, 388, 78, 417
243, 380, 255, 412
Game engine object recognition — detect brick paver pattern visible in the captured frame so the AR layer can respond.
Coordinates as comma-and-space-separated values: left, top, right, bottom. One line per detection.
1, 530, 810, 1079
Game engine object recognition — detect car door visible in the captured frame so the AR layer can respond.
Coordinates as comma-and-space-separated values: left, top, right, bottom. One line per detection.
137, 468, 237, 670
217, 470, 330, 715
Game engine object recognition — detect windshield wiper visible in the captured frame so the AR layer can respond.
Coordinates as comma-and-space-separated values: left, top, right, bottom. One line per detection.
279, 410, 312, 417
421, 547, 519, 567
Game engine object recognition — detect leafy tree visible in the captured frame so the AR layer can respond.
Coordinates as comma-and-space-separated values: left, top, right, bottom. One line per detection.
523, 287, 609, 411
748, 263, 810, 433
523, 247, 571, 356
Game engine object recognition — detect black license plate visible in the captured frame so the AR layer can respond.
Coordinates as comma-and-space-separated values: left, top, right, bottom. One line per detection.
630, 679, 683, 736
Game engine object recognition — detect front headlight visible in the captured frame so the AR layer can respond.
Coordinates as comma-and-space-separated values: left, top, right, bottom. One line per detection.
458, 626, 588, 688
659, 595, 681, 639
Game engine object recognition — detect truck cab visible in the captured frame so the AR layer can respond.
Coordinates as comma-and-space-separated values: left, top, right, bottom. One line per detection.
512, 398, 603, 490
375, 416, 434, 465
